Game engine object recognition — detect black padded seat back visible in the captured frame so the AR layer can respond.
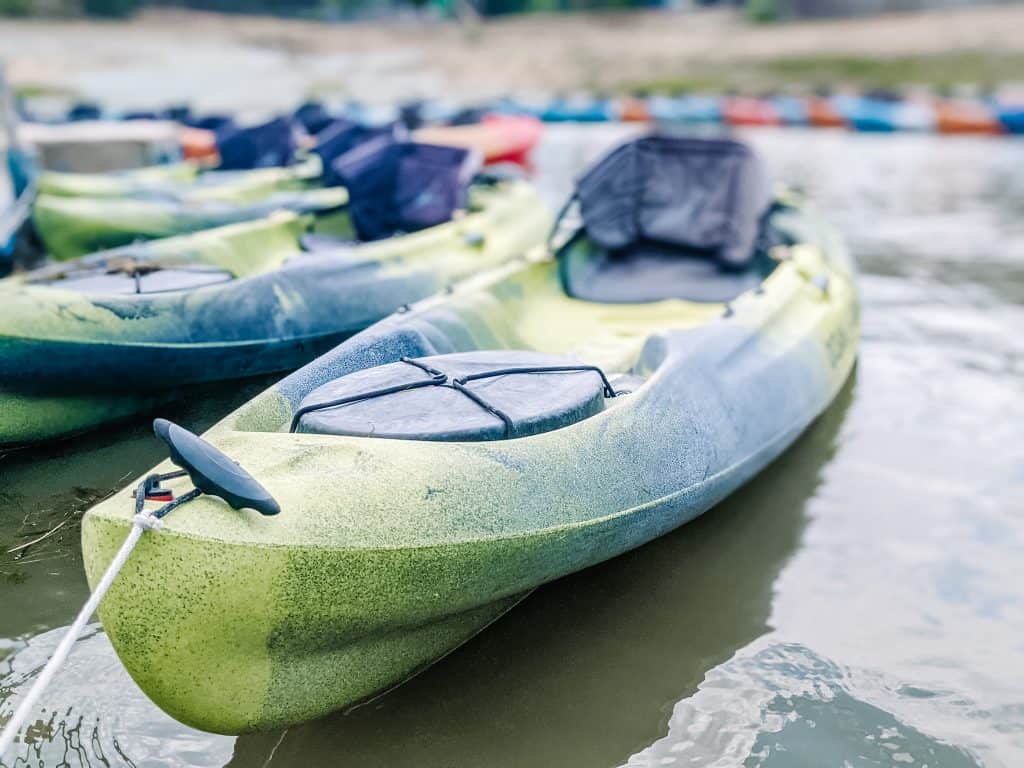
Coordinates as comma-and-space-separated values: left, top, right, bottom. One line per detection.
314, 120, 397, 187
575, 135, 771, 270
216, 117, 297, 171
294, 101, 333, 136
331, 137, 481, 241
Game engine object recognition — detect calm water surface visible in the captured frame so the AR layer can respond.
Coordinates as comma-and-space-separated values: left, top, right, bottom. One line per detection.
0, 126, 1021, 767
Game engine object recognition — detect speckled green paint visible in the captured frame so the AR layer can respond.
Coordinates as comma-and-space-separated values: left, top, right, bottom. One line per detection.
33, 184, 347, 260
0, 387, 172, 446
82, 203, 860, 734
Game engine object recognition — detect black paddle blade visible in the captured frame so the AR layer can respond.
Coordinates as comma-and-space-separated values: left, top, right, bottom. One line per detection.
153, 419, 280, 516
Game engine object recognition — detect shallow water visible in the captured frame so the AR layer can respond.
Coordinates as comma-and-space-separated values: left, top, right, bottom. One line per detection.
1, 125, 1022, 767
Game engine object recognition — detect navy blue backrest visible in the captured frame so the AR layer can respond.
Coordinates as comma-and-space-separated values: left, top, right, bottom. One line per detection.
314, 120, 396, 185
188, 115, 236, 136
574, 135, 770, 269
294, 101, 333, 136
331, 137, 481, 241
216, 116, 297, 170
67, 103, 102, 121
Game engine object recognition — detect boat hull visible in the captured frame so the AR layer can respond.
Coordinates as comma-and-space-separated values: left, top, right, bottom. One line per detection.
82, 204, 859, 734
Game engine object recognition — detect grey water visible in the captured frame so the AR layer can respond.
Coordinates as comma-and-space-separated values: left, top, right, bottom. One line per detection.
1, 125, 1022, 767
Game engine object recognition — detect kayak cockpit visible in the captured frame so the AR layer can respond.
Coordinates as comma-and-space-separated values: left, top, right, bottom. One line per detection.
21, 211, 316, 294
558, 232, 776, 304
234, 135, 789, 441
556, 134, 780, 305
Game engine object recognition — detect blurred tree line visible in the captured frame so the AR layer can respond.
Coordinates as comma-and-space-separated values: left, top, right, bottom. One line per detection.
0, 0, 700, 19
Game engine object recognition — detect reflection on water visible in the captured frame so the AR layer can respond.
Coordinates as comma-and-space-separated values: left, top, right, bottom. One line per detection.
2, 127, 1023, 767
628, 642, 983, 768
230, 374, 854, 768
0, 626, 233, 768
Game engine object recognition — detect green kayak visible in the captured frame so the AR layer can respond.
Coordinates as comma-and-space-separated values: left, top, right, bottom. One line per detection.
31, 118, 391, 259
1, 165, 549, 447
32, 168, 344, 261
81, 137, 859, 734
36, 154, 321, 201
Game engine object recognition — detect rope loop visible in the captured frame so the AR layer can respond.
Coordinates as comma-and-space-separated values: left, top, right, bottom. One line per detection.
132, 513, 163, 532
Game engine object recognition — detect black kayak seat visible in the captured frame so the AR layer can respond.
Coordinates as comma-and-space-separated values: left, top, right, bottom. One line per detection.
294, 101, 333, 136
330, 136, 481, 242
313, 120, 396, 185
561, 135, 772, 304
45, 267, 233, 295
216, 117, 296, 171
188, 115, 236, 136
294, 350, 608, 441
560, 238, 766, 304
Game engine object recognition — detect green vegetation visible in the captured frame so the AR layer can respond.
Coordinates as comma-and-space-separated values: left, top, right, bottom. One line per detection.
623, 50, 1024, 93
744, 0, 778, 23
0, 0, 32, 16
82, 0, 141, 16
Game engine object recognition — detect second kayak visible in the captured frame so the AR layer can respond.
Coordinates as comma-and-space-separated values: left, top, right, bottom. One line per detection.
1, 141, 550, 447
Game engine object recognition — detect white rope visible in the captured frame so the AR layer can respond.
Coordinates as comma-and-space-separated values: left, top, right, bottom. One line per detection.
0, 515, 155, 758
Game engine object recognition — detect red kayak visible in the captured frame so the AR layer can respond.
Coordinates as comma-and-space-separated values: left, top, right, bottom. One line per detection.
179, 126, 220, 163
807, 97, 846, 128
723, 97, 781, 127
414, 114, 544, 166
934, 99, 1003, 135
617, 96, 652, 123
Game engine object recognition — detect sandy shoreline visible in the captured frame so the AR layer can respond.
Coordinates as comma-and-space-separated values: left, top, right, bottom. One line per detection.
2, 5, 1024, 109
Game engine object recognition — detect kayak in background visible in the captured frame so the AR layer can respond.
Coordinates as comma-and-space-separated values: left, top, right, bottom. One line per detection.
32, 120, 391, 259
616, 96, 652, 123
32, 183, 348, 260
772, 96, 809, 126
648, 94, 722, 125
541, 95, 613, 123
180, 126, 220, 162
723, 96, 781, 127
81, 135, 857, 734
847, 96, 935, 132
1, 68, 35, 276
18, 119, 182, 172
806, 95, 847, 128
934, 99, 1003, 135
36, 117, 310, 199
994, 102, 1024, 134
413, 114, 544, 165
0, 140, 551, 447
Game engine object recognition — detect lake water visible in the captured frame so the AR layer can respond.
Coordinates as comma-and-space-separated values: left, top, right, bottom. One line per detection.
1, 125, 1022, 767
